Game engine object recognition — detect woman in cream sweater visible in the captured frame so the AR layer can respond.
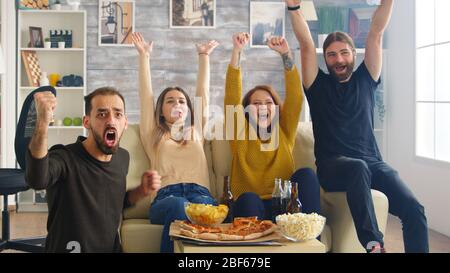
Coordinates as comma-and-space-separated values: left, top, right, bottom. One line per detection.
132, 33, 219, 253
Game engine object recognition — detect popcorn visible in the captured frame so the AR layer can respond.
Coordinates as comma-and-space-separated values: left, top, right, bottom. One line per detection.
276, 213, 326, 241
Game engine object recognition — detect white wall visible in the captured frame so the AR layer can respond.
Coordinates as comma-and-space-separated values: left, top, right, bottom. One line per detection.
0, 0, 18, 208
386, 0, 450, 237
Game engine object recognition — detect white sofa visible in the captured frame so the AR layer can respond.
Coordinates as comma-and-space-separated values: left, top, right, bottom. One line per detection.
120, 123, 389, 253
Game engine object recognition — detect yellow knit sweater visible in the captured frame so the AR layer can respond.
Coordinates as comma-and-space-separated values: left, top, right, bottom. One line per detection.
224, 65, 304, 200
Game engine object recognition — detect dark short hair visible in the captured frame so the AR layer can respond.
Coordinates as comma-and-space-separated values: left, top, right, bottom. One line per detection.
84, 87, 126, 115
323, 31, 356, 55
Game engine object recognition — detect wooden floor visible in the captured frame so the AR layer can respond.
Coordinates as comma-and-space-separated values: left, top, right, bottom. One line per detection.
1, 212, 450, 253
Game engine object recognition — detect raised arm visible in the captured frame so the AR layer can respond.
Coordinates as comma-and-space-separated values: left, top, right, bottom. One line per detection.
26, 92, 64, 190
225, 33, 249, 152
132, 32, 155, 154
268, 36, 304, 143
285, 0, 318, 89
195, 40, 219, 127
225, 33, 249, 107
229, 32, 248, 69
365, 0, 394, 81
28, 92, 55, 159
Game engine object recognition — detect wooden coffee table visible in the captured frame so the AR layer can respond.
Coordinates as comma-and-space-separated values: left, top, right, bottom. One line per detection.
174, 238, 326, 253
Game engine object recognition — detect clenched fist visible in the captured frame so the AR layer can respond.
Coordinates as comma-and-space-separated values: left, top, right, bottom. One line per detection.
232, 32, 250, 52
267, 36, 290, 55
139, 170, 161, 196
34, 91, 56, 125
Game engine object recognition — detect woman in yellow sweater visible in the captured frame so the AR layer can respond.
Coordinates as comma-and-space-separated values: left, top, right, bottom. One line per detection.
132, 33, 219, 253
225, 32, 320, 221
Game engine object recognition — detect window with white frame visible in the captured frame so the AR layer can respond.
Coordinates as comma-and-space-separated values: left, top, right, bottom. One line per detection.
416, 0, 450, 163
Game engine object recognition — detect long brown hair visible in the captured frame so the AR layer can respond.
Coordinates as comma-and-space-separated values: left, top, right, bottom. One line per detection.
152, 86, 194, 148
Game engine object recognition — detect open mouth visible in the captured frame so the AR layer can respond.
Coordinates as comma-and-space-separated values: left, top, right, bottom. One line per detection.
104, 128, 117, 148
335, 65, 347, 73
258, 111, 271, 123
171, 109, 184, 119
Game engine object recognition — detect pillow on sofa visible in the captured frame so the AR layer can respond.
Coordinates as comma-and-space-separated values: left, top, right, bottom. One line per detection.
293, 122, 316, 171
121, 124, 153, 220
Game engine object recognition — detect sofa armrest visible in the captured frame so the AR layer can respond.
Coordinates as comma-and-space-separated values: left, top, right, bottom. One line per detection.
121, 219, 163, 253
320, 189, 389, 253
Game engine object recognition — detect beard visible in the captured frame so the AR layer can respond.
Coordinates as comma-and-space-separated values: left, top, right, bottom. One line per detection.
327, 60, 355, 82
92, 127, 121, 155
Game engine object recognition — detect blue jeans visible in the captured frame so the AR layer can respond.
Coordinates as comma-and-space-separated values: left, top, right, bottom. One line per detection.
233, 168, 321, 220
149, 183, 216, 253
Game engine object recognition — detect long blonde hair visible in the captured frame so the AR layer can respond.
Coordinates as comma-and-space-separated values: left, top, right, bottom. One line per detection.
152, 87, 194, 149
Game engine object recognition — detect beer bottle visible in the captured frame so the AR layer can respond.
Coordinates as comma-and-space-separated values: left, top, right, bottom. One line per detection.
287, 182, 302, 214
271, 178, 283, 222
281, 180, 292, 214
221, 176, 234, 222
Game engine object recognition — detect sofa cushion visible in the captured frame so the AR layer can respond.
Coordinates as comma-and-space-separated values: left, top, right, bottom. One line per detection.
121, 219, 163, 253
292, 122, 316, 171
321, 224, 332, 252
121, 124, 152, 220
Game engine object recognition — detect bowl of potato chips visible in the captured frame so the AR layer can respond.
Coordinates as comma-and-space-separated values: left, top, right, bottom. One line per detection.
184, 203, 229, 227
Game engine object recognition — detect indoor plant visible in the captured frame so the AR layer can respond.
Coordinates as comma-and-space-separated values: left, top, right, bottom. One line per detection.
44, 37, 51, 48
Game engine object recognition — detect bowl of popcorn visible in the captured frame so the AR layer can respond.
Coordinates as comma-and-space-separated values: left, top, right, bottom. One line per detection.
184, 203, 229, 227
275, 213, 326, 242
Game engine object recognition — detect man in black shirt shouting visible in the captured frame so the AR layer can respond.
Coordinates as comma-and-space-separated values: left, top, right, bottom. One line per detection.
26, 87, 161, 252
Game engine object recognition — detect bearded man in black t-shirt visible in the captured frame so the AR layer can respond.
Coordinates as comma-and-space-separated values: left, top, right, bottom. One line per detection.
26, 87, 161, 252
285, 0, 428, 253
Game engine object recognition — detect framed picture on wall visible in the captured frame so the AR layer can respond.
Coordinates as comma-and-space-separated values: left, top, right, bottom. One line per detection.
98, 0, 135, 46
170, 0, 216, 28
250, 2, 286, 48
29, 26, 44, 48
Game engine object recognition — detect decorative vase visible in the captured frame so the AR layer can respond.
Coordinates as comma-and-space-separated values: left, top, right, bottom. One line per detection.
58, 41, 65, 48
40, 72, 50, 86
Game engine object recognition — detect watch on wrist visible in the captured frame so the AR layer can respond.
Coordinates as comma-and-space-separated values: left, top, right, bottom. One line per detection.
287, 5, 301, 11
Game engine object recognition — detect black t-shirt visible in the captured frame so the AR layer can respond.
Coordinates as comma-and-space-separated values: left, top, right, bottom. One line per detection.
305, 61, 382, 163
25, 136, 130, 253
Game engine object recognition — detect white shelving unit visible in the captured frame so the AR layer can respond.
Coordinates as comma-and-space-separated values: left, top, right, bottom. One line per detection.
300, 48, 388, 159
17, 9, 87, 212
